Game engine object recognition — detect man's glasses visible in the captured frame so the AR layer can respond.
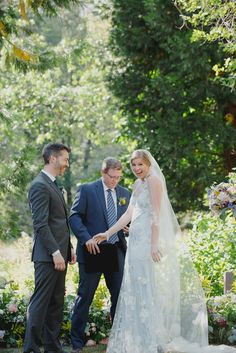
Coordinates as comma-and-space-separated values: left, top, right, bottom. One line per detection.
106, 172, 122, 180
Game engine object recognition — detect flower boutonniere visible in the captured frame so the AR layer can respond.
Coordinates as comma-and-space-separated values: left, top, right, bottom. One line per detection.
118, 197, 127, 206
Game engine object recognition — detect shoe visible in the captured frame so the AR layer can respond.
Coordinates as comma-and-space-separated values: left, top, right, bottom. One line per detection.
71, 348, 83, 353
44, 351, 68, 353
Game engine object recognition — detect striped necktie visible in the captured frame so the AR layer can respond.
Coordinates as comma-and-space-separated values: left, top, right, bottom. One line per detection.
107, 189, 119, 244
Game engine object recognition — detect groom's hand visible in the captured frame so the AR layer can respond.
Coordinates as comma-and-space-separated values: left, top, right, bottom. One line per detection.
86, 238, 100, 255
52, 252, 66, 271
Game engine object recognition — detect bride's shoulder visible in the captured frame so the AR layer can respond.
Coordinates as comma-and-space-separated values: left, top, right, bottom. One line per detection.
132, 179, 141, 189
146, 174, 162, 189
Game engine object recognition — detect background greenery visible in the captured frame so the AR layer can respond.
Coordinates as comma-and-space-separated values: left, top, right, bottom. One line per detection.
0, 0, 235, 240
0, 0, 235, 349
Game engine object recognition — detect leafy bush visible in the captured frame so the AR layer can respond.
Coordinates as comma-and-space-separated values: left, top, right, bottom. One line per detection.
186, 212, 236, 296
208, 293, 236, 345
0, 278, 111, 348
0, 281, 28, 347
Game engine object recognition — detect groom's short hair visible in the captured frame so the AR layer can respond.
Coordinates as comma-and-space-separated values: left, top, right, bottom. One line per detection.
42, 142, 71, 164
101, 157, 122, 172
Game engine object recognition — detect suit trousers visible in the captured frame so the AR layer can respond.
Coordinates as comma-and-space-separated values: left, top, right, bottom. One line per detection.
23, 262, 66, 353
70, 245, 125, 349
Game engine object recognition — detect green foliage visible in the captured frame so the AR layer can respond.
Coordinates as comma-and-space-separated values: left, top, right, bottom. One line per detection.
0, 0, 83, 71
186, 212, 236, 296
0, 277, 111, 348
0, 282, 28, 348
0, 8, 127, 240
208, 293, 236, 345
103, 0, 236, 211
174, 0, 236, 90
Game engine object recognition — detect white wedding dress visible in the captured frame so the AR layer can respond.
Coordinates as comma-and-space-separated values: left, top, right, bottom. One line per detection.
106, 177, 236, 353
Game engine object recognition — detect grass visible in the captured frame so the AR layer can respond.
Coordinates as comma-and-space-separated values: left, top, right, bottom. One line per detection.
0, 345, 106, 353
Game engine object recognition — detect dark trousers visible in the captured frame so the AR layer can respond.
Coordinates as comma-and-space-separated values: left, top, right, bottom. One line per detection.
70, 245, 125, 349
23, 262, 66, 353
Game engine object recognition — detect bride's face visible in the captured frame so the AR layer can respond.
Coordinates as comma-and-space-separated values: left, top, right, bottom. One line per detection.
131, 158, 150, 180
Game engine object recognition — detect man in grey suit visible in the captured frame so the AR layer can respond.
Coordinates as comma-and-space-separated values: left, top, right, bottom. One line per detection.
23, 142, 76, 353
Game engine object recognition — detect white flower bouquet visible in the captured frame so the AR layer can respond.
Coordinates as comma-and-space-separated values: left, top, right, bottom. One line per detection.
208, 173, 236, 219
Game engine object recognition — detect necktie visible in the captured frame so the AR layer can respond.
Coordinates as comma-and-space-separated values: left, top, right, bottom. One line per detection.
54, 179, 60, 189
54, 180, 63, 193
107, 189, 119, 244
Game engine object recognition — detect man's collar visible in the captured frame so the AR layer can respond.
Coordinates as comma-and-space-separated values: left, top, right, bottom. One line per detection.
101, 178, 115, 192
42, 169, 55, 182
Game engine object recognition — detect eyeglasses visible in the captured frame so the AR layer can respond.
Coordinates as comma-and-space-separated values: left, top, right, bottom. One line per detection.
106, 172, 122, 180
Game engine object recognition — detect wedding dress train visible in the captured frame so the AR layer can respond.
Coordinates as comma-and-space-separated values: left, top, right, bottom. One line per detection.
106, 178, 236, 353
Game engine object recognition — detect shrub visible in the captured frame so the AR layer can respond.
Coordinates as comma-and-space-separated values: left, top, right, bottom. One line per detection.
208, 293, 236, 345
186, 212, 236, 296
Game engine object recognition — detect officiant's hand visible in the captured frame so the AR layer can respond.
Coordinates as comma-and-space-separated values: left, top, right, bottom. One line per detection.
123, 225, 129, 235
69, 248, 77, 265
93, 233, 107, 244
86, 238, 100, 255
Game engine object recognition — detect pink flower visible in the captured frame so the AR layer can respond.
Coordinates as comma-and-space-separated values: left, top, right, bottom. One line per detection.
8, 302, 18, 313
217, 317, 227, 327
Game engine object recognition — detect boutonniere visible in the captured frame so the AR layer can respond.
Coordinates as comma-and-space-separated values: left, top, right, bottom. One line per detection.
119, 197, 127, 206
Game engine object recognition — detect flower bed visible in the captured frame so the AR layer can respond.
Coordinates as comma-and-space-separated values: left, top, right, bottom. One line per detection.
208, 293, 236, 345
1, 279, 236, 347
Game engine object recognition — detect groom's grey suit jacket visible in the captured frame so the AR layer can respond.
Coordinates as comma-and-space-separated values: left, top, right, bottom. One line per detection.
28, 171, 71, 262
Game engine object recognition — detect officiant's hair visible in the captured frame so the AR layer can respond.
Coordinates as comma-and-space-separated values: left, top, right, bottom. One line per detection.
42, 142, 71, 164
130, 149, 151, 167
101, 157, 122, 173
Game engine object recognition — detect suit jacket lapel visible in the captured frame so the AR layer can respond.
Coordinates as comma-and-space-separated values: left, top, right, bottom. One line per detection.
95, 179, 109, 225
115, 185, 123, 219
40, 172, 68, 215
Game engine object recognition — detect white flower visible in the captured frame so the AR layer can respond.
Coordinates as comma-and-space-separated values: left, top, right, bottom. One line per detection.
218, 191, 229, 202
0, 330, 5, 340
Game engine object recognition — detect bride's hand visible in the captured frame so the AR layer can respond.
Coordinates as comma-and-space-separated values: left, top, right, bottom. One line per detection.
151, 244, 162, 262
93, 233, 107, 244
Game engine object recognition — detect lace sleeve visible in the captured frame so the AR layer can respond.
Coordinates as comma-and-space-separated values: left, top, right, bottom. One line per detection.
106, 201, 134, 239
146, 175, 163, 245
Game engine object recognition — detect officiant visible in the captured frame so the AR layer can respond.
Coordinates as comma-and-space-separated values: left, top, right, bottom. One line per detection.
69, 157, 131, 353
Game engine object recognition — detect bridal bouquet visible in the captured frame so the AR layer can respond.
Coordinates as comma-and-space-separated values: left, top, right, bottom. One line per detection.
208, 175, 236, 219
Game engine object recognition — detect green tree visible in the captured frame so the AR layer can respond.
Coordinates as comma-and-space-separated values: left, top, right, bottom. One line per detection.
0, 7, 127, 239
0, 0, 83, 70
103, 0, 236, 210
174, 0, 236, 90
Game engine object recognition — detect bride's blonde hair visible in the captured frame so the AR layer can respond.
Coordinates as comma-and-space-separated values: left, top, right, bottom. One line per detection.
130, 149, 151, 166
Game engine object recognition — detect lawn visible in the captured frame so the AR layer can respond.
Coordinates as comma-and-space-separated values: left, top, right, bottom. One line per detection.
0, 345, 106, 353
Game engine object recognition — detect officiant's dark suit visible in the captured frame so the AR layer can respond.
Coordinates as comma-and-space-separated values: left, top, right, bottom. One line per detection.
69, 157, 131, 352
24, 142, 76, 353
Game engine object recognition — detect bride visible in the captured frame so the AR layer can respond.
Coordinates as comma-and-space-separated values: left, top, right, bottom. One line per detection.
94, 149, 236, 353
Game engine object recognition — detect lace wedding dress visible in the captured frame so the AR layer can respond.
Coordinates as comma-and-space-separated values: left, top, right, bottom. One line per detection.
106, 175, 236, 353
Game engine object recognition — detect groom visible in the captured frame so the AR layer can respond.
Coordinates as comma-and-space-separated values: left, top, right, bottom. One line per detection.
23, 142, 76, 353
69, 157, 131, 353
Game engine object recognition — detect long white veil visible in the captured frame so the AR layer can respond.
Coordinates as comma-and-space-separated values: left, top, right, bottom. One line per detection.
146, 150, 209, 348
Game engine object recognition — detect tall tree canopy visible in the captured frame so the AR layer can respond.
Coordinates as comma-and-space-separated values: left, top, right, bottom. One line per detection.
174, 0, 236, 90
105, 0, 236, 210
0, 0, 82, 70
0, 7, 126, 239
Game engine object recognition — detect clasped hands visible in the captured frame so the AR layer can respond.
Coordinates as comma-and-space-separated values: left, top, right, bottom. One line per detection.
86, 233, 107, 255
86, 226, 129, 255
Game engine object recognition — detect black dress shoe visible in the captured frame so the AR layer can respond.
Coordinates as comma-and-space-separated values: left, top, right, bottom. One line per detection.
44, 351, 68, 353
71, 348, 83, 353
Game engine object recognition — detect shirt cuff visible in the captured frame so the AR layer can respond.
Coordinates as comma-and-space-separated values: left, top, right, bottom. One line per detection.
52, 249, 60, 256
